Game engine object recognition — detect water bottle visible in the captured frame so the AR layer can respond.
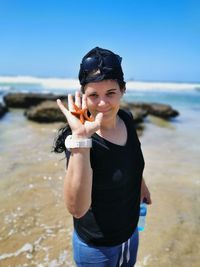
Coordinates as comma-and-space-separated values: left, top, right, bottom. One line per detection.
138, 202, 147, 231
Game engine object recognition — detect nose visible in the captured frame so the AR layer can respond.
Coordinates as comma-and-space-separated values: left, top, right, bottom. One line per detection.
98, 97, 108, 107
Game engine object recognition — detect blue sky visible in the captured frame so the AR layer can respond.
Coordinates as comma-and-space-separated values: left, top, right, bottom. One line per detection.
0, 0, 199, 82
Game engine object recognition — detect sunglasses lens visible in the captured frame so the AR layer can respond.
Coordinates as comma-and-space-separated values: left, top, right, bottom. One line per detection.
82, 54, 122, 73
82, 57, 99, 72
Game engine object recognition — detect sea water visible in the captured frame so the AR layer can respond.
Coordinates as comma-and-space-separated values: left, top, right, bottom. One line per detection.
1, 77, 200, 109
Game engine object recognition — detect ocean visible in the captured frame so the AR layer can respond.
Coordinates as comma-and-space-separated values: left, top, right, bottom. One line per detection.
0, 77, 200, 267
1, 76, 200, 109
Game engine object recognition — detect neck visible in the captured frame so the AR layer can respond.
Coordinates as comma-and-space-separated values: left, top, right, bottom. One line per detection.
98, 115, 120, 132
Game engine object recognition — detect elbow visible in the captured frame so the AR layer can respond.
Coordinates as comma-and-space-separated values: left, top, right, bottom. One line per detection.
68, 207, 89, 219
63, 185, 92, 218
72, 211, 87, 219
65, 202, 91, 219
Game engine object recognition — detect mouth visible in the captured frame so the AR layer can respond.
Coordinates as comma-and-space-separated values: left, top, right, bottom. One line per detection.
97, 109, 111, 113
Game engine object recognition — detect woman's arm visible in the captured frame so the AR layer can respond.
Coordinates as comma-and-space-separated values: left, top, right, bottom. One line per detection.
57, 92, 103, 218
64, 146, 92, 218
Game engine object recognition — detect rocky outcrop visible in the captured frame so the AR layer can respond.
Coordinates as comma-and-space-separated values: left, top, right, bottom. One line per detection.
121, 102, 179, 119
120, 102, 148, 123
3, 92, 67, 108
24, 100, 145, 135
2, 92, 179, 124
25, 100, 148, 124
25, 101, 66, 123
24, 100, 179, 123
0, 103, 8, 118
3, 93, 179, 119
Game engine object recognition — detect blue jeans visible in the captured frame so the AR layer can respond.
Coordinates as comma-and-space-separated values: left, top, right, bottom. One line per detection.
72, 228, 139, 267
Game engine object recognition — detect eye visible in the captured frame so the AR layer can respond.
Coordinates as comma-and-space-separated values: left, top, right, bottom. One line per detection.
88, 93, 98, 98
107, 91, 116, 96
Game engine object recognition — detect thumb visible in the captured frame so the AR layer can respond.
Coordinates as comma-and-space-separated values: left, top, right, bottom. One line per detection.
84, 112, 103, 136
95, 112, 103, 126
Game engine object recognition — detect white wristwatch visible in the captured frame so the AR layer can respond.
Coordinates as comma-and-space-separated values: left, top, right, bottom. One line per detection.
65, 135, 92, 151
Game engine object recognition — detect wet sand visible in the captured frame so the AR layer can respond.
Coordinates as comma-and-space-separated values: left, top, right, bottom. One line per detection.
0, 109, 200, 267
136, 115, 200, 267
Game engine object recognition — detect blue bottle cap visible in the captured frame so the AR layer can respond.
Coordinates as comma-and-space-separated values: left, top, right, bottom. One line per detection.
140, 203, 147, 216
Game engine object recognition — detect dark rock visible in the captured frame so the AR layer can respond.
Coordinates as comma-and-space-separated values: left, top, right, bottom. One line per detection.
3, 92, 179, 119
25, 101, 66, 123
3, 92, 67, 108
0, 103, 8, 118
25, 100, 147, 136
135, 124, 145, 137
120, 102, 148, 123
123, 102, 179, 119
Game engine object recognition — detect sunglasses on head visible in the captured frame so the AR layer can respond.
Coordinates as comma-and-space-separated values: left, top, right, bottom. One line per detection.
81, 54, 122, 73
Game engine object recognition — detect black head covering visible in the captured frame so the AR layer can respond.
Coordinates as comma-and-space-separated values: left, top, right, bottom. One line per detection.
78, 47, 125, 86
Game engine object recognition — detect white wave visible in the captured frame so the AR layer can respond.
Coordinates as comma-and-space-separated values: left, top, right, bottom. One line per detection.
135, 254, 152, 266
0, 86, 13, 91
126, 81, 200, 91
0, 76, 199, 91
0, 76, 79, 89
0, 243, 33, 260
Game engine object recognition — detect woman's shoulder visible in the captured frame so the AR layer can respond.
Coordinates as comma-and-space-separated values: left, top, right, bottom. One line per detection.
118, 108, 140, 143
118, 108, 134, 122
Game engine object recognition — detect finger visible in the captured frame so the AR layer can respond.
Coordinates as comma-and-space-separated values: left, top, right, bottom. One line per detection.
68, 94, 75, 111
75, 91, 81, 108
83, 112, 103, 133
146, 190, 152, 204
143, 195, 152, 205
147, 196, 152, 205
94, 112, 103, 127
95, 112, 103, 121
82, 94, 87, 109
57, 99, 69, 117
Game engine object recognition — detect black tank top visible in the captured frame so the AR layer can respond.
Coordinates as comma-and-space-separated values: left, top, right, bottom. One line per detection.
66, 109, 145, 246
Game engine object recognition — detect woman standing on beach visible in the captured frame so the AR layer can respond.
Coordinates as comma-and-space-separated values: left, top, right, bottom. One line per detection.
54, 47, 151, 267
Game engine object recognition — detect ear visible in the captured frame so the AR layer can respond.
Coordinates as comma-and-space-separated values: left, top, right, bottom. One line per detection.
120, 87, 126, 95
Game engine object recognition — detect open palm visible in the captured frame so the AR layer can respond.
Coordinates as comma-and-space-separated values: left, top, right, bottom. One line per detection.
57, 91, 103, 138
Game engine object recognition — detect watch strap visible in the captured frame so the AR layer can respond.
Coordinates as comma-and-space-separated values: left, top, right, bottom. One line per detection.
65, 135, 92, 150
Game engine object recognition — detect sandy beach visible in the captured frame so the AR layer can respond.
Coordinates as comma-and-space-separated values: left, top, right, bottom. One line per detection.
136, 114, 200, 267
0, 105, 200, 267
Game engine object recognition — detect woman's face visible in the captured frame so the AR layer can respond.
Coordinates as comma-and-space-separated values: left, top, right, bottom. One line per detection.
84, 80, 124, 124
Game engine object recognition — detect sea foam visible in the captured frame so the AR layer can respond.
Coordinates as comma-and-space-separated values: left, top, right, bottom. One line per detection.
0, 76, 200, 91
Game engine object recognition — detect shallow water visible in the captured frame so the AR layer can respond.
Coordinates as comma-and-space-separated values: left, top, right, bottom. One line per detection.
0, 103, 200, 266
0, 110, 74, 266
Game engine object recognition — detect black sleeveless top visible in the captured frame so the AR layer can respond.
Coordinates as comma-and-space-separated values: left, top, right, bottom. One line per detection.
65, 109, 145, 246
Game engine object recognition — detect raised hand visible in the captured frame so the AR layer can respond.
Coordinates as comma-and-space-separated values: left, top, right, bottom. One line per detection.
57, 91, 103, 138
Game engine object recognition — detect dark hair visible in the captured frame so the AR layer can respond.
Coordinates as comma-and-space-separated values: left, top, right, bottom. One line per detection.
52, 124, 71, 153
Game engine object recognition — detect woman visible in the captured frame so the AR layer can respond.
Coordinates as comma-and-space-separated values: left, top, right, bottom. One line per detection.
54, 47, 151, 267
